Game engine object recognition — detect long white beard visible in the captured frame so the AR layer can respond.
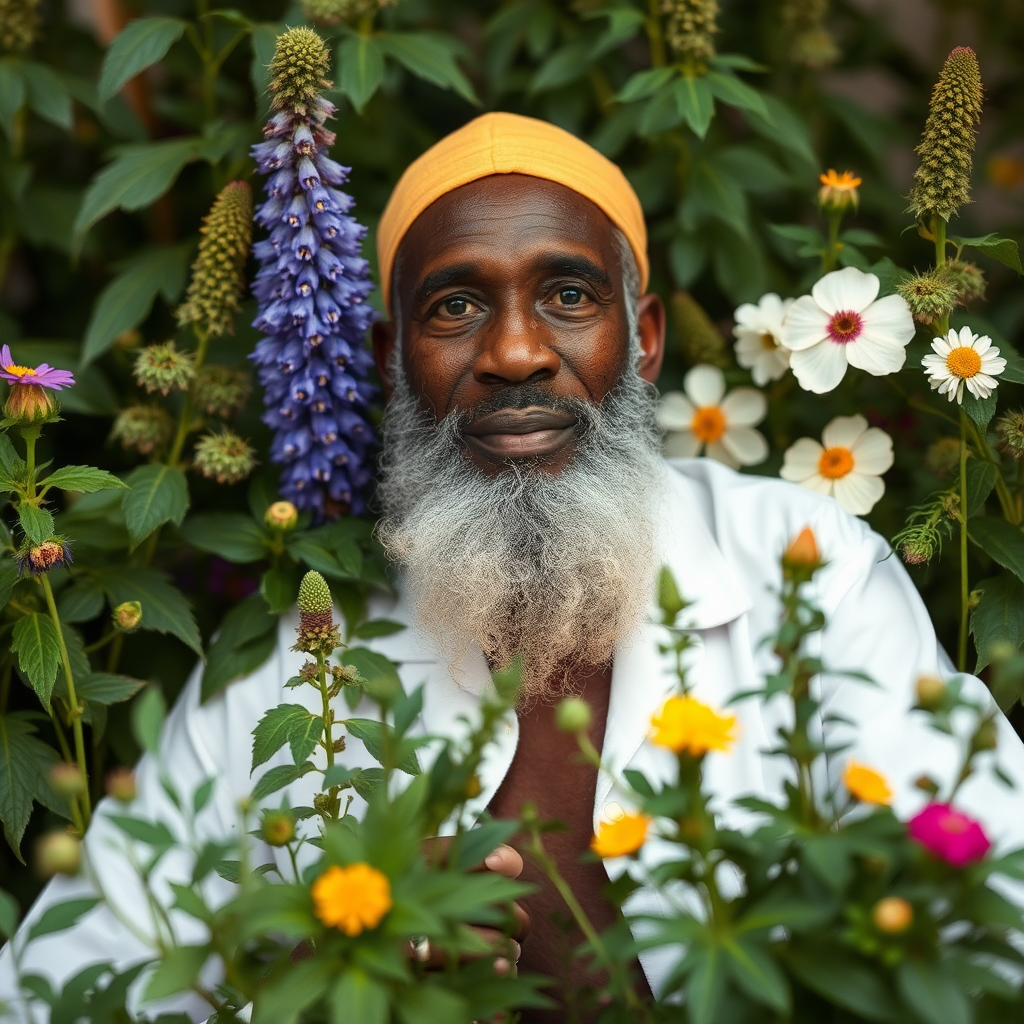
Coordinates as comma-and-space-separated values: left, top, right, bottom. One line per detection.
375, 357, 664, 706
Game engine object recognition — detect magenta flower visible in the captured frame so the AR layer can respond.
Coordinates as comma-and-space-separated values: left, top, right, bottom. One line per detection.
908, 803, 991, 867
0, 346, 75, 390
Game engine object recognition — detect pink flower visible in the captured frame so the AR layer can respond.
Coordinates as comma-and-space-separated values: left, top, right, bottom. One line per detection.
908, 803, 991, 867
0, 346, 75, 390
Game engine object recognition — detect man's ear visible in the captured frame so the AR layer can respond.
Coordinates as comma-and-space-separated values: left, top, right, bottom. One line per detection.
635, 292, 666, 384
372, 319, 397, 401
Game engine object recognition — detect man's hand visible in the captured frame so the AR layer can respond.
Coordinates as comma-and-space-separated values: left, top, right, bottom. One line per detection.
418, 837, 530, 973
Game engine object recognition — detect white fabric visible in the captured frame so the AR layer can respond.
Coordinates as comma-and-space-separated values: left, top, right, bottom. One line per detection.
4, 458, 1024, 1018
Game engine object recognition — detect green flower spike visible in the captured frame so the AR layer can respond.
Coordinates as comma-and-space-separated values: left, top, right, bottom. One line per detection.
0, 0, 40, 53
268, 26, 332, 114
133, 342, 195, 396
908, 46, 983, 222
661, 0, 719, 67
177, 181, 254, 339
193, 429, 256, 485
294, 570, 342, 654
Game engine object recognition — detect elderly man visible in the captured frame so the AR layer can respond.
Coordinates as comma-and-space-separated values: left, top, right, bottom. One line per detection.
3, 112, 1024, 1023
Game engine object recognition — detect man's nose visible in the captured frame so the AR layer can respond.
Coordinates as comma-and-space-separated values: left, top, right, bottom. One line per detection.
472, 318, 561, 385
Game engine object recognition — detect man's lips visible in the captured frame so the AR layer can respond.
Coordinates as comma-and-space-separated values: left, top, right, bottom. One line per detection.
464, 407, 578, 459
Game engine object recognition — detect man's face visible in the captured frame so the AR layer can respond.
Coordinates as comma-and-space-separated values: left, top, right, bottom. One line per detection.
372, 175, 664, 475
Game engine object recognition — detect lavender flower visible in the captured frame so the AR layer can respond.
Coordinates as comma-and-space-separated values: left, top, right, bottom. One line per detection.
249, 27, 376, 518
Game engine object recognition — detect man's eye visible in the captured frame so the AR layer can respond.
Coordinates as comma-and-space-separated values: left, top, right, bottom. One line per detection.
441, 297, 470, 317
558, 287, 584, 306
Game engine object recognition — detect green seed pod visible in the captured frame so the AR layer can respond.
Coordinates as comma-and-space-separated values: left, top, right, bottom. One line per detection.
192, 429, 257, 485
110, 405, 174, 455
133, 342, 195, 396
268, 27, 332, 113
896, 271, 959, 325
995, 410, 1024, 462
192, 365, 252, 418
294, 571, 341, 653
556, 697, 593, 734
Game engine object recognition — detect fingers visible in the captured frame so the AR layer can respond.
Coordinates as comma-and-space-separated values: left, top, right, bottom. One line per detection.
408, 927, 521, 971
483, 844, 524, 879
510, 899, 531, 940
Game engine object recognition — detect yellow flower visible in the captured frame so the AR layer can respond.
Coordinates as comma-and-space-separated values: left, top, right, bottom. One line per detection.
818, 168, 861, 210
311, 863, 392, 936
843, 760, 892, 805
591, 812, 650, 859
649, 695, 737, 756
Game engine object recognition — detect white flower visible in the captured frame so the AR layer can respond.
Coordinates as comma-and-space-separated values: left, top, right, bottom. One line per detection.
733, 293, 792, 385
657, 364, 768, 469
921, 326, 1006, 404
780, 266, 916, 394
780, 414, 893, 515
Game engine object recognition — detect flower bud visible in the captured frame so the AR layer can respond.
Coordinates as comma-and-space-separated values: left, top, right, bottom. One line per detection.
941, 259, 986, 304
133, 342, 195, 396
971, 716, 998, 753
35, 832, 82, 877
261, 810, 296, 847
48, 763, 86, 799
995, 411, 1024, 462
293, 570, 340, 654
818, 169, 861, 212
782, 527, 821, 575
925, 437, 961, 479
3, 382, 59, 425
913, 773, 940, 796
17, 537, 72, 577
900, 536, 935, 567
872, 897, 913, 934
915, 675, 947, 711
113, 600, 143, 632
265, 500, 299, 531
896, 272, 958, 326
109, 404, 173, 455
105, 767, 137, 803
192, 429, 256, 485
556, 697, 593, 735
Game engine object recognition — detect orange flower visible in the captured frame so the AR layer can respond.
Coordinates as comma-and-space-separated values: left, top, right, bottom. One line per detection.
649, 695, 737, 756
818, 168, 861, 210
843, 760, 892, 805
783, 527, 821, 569
591, 812, 650, 859
311, 863, 392, 936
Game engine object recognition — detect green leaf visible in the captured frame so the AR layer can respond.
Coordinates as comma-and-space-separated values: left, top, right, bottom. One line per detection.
617, 66, 676, 102
178, 512, 268, 563
260, 564, 297, 614
56, 580, 105, 623
26, 898, 100, 942
674, 75, 714, 138
965, 459, 998, 517
330, 968, 388, 1024
21, 63, 73, 130
706, 71, 768, 119
336, 35, 384, 112
251, 704, 323, 772
531, 40, 592, 92
962, 389, 996, 431
131, 686, 166, 755
972, 575, 1024, 673
98, 17, 187, 103
0, 59, 26, 138
786, 944, 897, 1021
352, 618, 405, 640
122, 464, 190, 549
969, 517, 1024, 584
41, 465, 127, 495
0, 432, 25, 476
342, 647, 403, 706
12, 613, 62, 713
711, 53, 769, 73
953, 233, 1023, 275
81, 244, 192, 365
0, 558, 20, 611
253, 956, 335, 1024
73, 138, 201, 250
377, 32, 477, 104
723, 937, 790, 1014
142, 944, 209, 1002
746, 93, 817, 167
686, 943, 726, 1024
344, 719, 420, 776
688, 160, 749, 239
895, 959, 970, 1024
393, 984, 467, 1024
251, 761, 314, 801
0, 713, 63, 861
107, 813, 175, 848
201, 595, 279, 702
0, 888, 19, 939
77, 672, 146, 705
96, 566, 203, 655
18, 502, 55, 545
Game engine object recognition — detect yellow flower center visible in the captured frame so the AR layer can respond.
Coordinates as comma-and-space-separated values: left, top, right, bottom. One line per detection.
946, 345, 982, 379
650, 694, 738, 756
311, 863, 392, 936
690, 406, 726, 443
818, 446, 854, 480
759, 332, 778, 351
4, 364, 36, 377
591, 812, 650, 859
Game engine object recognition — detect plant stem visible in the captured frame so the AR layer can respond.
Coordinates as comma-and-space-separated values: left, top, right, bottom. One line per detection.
41, 574, 92, 827
823, 209, 842, 273
167, 327, 211, 469
646, 0, 667, 68
22, 427, 39, 489
317, 651, 335, 770
958, 408, 969, 673
0, 660, 11, 715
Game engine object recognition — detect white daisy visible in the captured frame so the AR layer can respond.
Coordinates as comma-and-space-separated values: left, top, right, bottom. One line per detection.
780, 266, 916, 394
780, 414, 894, 515
733, 292, 792, 385
922, 326, 1006, 404
657, 364, 768, 469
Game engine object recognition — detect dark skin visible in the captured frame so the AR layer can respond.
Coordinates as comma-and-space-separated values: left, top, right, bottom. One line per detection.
372, 174, 666, 1021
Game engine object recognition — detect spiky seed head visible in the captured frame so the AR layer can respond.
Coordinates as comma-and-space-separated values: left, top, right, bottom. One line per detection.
298, 570, 332, 613
896, 272, 959, 325
192, 365, 252, 418
924, 436, 961, 478
294, 571, 340, 653
908, 46, 983, 221
110, 405, 173, 454
134, 342, 195, 396
940, 259, 986, 304
995, 410, 1024, 461
192, 429, 257, 484
268, 27, 332, 113
661, 0, 719, 66
177, 182, 253, 338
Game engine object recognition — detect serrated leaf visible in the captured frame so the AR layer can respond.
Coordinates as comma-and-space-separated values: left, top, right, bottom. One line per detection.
0, 59, 26, 138
131, 686, 166, 755
122, 464, 189, 549
26, 898, 100, 942
0, 558, 21, 610
953, 233, 1023, 275
969, 518, 1024, 584
201, 595, 279, 702
21, 62, 73, 130
178, 512, 268, 563
674, 75, 714, 138
12, 613, 62, 713
41, 465, 126, 495
81, 245, 192, 365
344, 719, 420, 776
18, 502, 55, 544
706, 71, 768, 119
962, 389, 997, 431
342, 648, 403, 706
56, 580, 105, 623
98, 17, 188, 103
0, 713, 63, 861
77, 672, 146, 705
377, 32, 477, 104
972, 575, 1024, 673
965, 459, 997, 516
251, 761, 314, 801
336, 35, 384, 112
251, 704, 323, 772
95, 566, 203, 655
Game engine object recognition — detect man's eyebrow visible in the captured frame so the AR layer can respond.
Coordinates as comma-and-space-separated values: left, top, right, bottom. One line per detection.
534, 254, 611, 288
413, 262, 480, 306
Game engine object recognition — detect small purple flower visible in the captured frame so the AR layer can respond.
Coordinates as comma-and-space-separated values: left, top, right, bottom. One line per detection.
249, 28, 376, 519
1, 346, 76, 390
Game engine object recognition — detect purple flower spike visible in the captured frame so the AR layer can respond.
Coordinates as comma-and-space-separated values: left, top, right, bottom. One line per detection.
249, 28, 376, 519
1, 345, 76, 390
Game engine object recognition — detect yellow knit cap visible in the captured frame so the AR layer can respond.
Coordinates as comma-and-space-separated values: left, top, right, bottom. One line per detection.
376, 111, 649, 312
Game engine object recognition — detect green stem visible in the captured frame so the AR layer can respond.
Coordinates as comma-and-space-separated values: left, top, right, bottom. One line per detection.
317, 651, 335, 770
823, 209, 842, 273
41, 575, 92, 827
958, 408, 969, 673
167, 327, 210, 469
22, 426, 39, 490
933, 214, 950, 337
646, 0, 667, 68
